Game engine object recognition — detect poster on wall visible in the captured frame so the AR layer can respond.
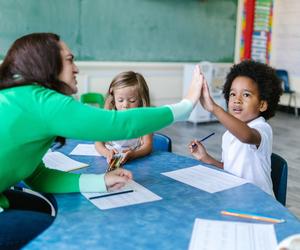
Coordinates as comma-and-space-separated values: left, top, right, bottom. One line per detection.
251, 0, 273, 63
240, 0, 273, 64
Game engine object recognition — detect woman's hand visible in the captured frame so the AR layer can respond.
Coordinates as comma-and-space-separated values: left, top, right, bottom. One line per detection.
185, 65, 204, 107
104, 168, 133, 191
188, 140, 208, 161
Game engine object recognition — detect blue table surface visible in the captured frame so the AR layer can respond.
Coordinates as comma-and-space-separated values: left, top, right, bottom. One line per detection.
25, 139, 300, 250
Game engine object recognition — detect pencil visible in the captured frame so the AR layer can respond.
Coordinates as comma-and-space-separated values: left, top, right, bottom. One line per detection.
192, 132, 215, 148
199, 132, 215, 142
221, 209, 285, 224
89, 189, 134, 200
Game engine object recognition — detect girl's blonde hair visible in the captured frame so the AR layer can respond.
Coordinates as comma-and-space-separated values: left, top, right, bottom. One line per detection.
105, 71, 150, 109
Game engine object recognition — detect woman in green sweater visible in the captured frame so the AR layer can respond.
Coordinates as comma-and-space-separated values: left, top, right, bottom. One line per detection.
0, 33, 203, 248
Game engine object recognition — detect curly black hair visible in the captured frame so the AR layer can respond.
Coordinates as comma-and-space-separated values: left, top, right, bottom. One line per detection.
223, 60, 283, 120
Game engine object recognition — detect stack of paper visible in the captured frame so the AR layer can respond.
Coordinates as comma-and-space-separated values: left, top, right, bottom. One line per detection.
162, 165, 249, 193
70, 144, 102, 156
82, 180, 162, 210
43, 151, 88, 172
189, 218, 277, 250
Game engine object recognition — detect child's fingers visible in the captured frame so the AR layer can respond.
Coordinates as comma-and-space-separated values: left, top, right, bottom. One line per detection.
203, 79, 211, 96
188, 140, 196, 147
120, 157, 126, 165
188, 140, 198, 152
107, 158, 114, 169
107, 153, 114, 164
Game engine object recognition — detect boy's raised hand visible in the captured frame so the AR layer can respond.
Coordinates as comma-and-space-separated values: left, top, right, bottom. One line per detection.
200, 79, 215, 112
185, 65, 204, 107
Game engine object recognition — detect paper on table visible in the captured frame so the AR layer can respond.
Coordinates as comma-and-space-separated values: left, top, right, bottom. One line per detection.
70, 144, 102, 156
189, 218, 277, 250
161, 165, 248, 193
82, 180, 162, 210
43, 151, 88, 172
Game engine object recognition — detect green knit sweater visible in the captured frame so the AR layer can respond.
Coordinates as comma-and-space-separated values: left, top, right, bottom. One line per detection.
0, 85, 174, 208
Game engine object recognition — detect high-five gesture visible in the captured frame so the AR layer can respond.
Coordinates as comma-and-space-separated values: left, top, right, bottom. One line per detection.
185, 65, 204, 107
199, 79, 215, 112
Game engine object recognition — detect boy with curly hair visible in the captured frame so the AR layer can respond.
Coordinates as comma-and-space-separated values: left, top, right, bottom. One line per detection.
189, 60, 282, 195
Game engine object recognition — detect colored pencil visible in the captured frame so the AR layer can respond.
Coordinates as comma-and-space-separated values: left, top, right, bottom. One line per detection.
221, 209, 285, 223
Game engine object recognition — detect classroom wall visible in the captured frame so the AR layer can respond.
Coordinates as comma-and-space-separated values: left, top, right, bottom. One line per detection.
0, 0, 236, 105
271, 0, 300, 106
75, 62, 232, 106
0, 0, 237, 62
2, 1, 298, 108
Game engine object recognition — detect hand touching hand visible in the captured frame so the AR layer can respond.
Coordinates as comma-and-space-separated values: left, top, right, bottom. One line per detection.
104, 168, 133, 191
199, 79, 215, 112
107, 149, 118, 164
185, 65, 204, 107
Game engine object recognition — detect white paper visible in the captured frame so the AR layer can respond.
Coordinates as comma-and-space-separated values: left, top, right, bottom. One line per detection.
161, 165, 248, 193
82, 180, 162, 210
70, 144, 102, 156
43, 151, 88, 171
189, 218, 277, 250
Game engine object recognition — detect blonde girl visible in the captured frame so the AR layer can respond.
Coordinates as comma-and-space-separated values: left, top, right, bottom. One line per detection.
95, 71, 152, 167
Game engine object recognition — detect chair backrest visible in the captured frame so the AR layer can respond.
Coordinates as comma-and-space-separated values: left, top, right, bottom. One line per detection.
153, 133, 172, 152
271, 153, 288, 206
80, 92, 105, 108
276, 69, 291, 92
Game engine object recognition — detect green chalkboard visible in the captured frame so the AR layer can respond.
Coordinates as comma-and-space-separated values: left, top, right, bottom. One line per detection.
0, 0, 237, 62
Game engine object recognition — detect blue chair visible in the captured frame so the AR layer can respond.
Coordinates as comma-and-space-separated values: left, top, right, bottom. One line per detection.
153, 133, 172, 152
276, 69, 298, 117
80, 92, 105, 108
271, 153, 288, 206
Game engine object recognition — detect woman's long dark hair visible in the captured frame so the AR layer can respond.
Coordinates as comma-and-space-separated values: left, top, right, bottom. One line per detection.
0, 33, 72, 94
0, 33, 72, 145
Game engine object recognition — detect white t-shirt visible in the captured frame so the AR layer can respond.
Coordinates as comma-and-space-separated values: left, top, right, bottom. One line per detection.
222, 116, 273, 195
105, 138, 141, 153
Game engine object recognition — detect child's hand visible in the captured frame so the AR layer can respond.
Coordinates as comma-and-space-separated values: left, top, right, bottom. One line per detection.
104, 168, 133, 191
188, 140, 208, 161
199, 79, 215, 112
107, 149, 118, 164
120, 149, 134, 165
185, 65, 204, 106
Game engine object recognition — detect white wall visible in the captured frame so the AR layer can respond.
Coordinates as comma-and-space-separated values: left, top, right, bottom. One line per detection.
234, 0, 300, 107
76, 62, 232, 106
271, 0, 300, 106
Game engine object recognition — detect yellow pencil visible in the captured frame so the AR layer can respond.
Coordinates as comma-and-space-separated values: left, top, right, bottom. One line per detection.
221, 209, 285, 224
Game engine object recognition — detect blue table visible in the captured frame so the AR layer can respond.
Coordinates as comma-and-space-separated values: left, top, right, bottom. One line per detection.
25, 140, 300, 249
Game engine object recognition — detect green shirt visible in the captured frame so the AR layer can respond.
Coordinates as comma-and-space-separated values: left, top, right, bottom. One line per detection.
0, 85, 173, 208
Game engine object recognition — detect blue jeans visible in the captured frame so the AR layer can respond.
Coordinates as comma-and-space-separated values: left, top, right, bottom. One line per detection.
0, 188, 56, 249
